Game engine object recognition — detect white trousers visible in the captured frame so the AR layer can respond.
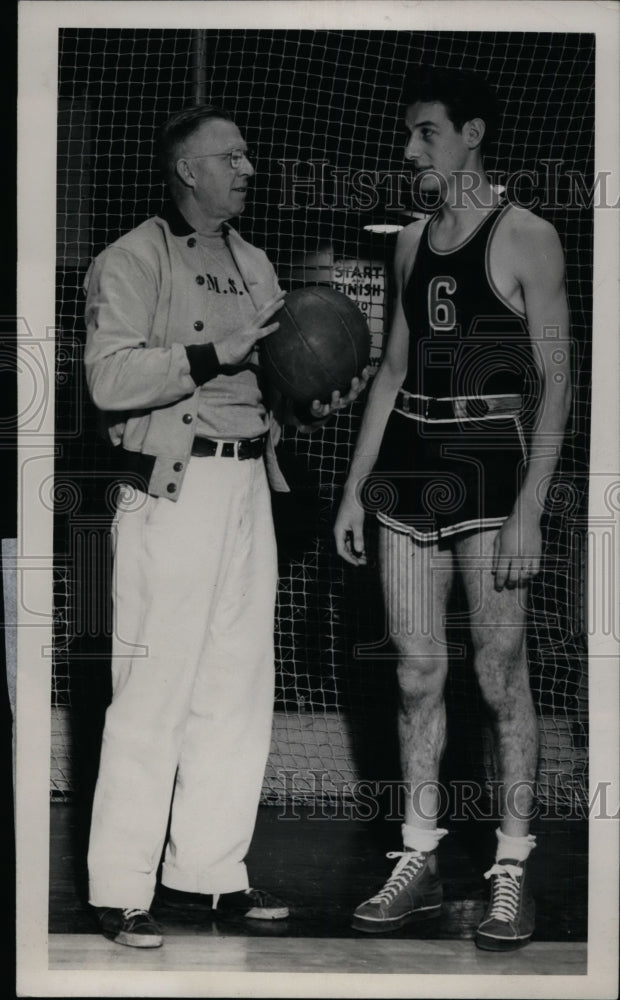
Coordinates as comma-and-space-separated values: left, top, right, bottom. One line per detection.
87, 455, 278, 908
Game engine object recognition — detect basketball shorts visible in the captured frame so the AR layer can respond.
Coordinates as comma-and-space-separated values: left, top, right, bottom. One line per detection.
368, 403, 529, 544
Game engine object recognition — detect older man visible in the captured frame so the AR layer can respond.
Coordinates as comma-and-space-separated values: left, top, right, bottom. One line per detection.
84, 105, 365, 947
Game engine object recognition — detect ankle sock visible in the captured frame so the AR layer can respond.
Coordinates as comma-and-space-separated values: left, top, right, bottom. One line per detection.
495, 827, 536, 863
401, 824, 448, 853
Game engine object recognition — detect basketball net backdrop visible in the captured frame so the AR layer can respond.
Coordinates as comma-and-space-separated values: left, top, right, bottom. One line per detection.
54, 30, 592, 816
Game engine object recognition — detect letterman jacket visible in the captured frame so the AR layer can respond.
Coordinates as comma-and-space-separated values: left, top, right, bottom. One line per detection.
84, 201, 290, 498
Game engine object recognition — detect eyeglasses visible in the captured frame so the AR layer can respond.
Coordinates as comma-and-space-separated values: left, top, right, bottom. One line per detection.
184, 148, 255, 169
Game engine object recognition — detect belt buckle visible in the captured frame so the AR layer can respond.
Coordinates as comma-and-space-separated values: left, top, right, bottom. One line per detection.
424, 397, 432, 420
401, 392, 410, 414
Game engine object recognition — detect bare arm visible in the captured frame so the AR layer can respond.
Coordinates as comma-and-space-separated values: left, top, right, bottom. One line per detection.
493, 214, 572, 589
334, 223, 423, 565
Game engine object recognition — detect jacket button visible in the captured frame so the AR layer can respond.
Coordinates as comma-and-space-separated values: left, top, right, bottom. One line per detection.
196, 275, 205, 285
187, 237, 196, 247
167, 483, 177, 494
173, 462, 183, 472
182, 413, 193, 424
194, 320, 204, 331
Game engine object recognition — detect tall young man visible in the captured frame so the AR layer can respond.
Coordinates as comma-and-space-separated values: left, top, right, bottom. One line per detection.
335, 68, 571, 950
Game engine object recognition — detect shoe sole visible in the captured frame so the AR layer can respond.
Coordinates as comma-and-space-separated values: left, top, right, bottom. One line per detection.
242, 907, 290, 920
107, 931, 163, 949
352, 903, 442, 933
475, 933, 532, 952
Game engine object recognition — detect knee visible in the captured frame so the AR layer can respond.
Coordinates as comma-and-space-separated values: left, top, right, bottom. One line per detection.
397, 653, 447, 704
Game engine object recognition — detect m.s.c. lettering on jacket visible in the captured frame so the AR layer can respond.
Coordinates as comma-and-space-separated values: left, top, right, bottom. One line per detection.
84, 204, 290, 499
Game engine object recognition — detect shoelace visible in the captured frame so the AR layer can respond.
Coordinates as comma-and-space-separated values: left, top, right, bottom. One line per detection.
369, 850, 426, 905
483, 863, 523, 923
247, 889, 267, 903
122, 908, 150, 922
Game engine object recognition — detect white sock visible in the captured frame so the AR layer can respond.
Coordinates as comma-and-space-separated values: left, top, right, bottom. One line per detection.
401, 824, 448, 853
495, 827, 536, 863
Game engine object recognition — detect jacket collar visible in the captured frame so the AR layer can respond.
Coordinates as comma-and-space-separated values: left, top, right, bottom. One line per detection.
158, 199, 233, 240
158, 200, 195, 236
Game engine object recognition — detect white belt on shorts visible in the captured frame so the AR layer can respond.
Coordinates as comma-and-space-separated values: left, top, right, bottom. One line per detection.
395, 390, 523, 422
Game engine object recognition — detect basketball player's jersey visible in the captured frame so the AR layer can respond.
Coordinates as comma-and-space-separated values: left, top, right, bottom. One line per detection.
371, 202, 541, 542
402, 201, 538, 403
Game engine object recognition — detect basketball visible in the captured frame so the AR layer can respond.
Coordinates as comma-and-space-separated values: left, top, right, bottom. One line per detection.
260, 286, 371, 405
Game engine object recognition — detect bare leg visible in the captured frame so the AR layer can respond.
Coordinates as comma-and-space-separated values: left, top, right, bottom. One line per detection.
351, 525, 453, 931
378, 525, 454, 829
454, 529, 538, 836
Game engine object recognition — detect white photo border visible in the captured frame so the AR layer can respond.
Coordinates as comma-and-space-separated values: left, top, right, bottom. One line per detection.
16, 1, 619, 997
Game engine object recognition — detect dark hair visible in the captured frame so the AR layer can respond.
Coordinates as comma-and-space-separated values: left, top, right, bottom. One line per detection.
401, 68, 500, 150
156, 105, 234, 184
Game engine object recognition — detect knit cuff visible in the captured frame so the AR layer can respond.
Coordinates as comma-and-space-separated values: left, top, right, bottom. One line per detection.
185, 343, 222, 386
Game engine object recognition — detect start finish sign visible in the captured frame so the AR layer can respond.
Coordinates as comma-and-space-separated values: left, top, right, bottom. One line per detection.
330, 259, 386, 367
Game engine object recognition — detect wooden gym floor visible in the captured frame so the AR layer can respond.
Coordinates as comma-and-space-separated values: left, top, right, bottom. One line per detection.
48, 802, 588, 976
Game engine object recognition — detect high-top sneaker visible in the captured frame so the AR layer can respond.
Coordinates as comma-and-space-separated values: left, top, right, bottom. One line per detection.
352, 849, 442, 932
475, 858, 535, 951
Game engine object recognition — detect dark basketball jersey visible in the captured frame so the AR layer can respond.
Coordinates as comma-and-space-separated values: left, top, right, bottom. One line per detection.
402, 201, 538, 403
370, 202, 539, 543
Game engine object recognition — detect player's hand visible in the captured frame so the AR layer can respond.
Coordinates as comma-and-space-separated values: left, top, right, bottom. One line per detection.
492, 513, 542, 591
215, 291, 286, 367
334, 490, 367, 566
308, 367, 371, 420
